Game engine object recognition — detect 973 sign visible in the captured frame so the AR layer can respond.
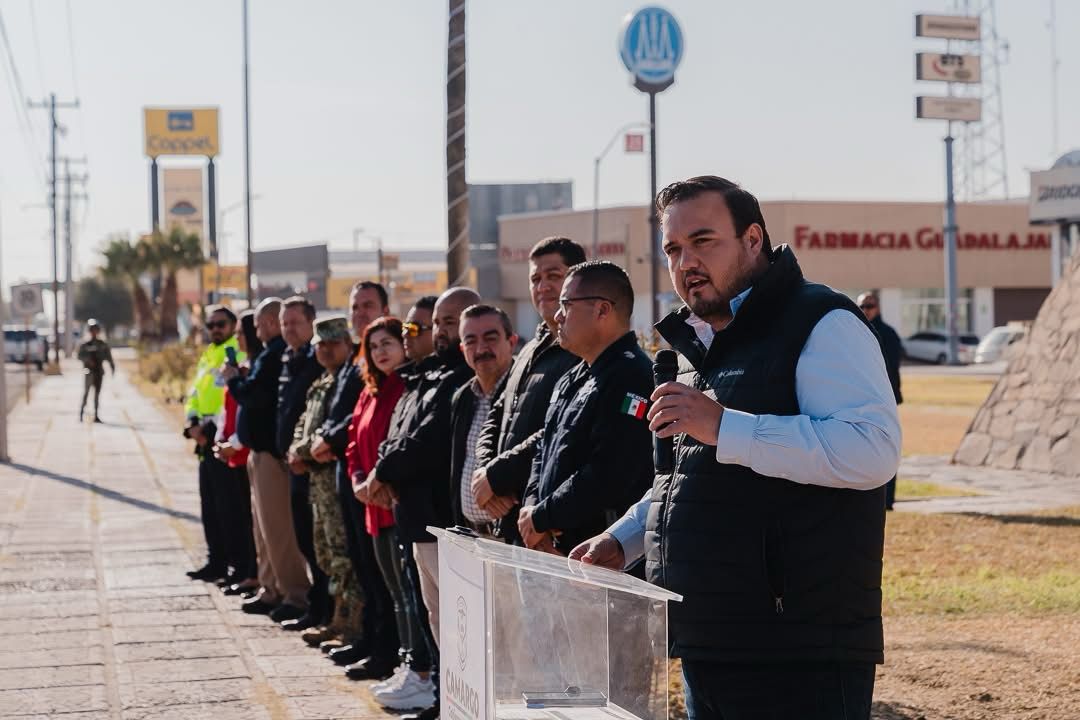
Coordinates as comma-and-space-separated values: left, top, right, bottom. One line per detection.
10, 284, 43, 318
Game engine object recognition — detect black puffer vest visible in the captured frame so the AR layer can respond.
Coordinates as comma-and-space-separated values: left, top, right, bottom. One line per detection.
646, 246, 887, 664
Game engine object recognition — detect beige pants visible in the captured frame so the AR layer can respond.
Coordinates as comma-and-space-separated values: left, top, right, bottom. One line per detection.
249, 451, 311, 608
413, 541, 440, 648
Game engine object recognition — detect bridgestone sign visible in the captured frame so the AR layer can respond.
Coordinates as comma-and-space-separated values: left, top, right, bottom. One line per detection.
1030, 166, 1080, 225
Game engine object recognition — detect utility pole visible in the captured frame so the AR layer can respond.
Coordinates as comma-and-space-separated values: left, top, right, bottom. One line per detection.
354, 228, 384, 286
60, 157, 89, 357
0, 198, 9, 462
242, 0, 254, 306
29, 93, 79, 370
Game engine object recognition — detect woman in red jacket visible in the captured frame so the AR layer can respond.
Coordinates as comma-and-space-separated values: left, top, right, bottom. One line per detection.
346, 317, 433, 709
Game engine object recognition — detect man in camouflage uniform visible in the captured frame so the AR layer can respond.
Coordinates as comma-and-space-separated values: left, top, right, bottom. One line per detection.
287, 316, 364, 647
78, 319, 115, 422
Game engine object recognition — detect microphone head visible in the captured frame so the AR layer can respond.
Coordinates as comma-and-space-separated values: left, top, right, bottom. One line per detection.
655, 349, 678, 367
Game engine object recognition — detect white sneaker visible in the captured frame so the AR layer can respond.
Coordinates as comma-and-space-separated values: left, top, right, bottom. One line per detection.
373, 669, 435, 710
371, 664, 409, 693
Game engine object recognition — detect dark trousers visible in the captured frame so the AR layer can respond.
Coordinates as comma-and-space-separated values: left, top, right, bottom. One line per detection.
218, 463, 258, 579
681, 661, 876, 720
373, 527, 431, 671
336, 465, 399, 660
80, 371, 103, 416
289, 473, 329, 619
198, 451, 229, 572
402, 540, 438, 703
884, 475, 897, 509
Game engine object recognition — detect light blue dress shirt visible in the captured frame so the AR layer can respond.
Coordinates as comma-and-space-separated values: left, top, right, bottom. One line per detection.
608, 292, 902, 567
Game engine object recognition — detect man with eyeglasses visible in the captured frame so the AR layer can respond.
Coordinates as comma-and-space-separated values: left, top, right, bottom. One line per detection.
858, 292, 903, 510
184, 306, 245, 583
518, 261, 654, 556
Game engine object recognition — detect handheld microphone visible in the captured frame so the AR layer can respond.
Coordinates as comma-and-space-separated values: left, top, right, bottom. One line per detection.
652, 349, 679, 473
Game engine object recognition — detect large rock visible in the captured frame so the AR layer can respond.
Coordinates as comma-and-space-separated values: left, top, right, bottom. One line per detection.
954, 253, 1080, 475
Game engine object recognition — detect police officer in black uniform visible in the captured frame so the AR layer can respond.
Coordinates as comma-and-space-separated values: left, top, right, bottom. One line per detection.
519, 261, 654, 556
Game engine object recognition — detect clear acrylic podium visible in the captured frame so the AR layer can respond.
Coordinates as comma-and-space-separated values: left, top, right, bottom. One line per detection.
430, 527, 682, 720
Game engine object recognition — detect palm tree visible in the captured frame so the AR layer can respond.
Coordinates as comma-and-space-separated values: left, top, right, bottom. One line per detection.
446, 0, 470, 287
153, 227, 205, 340
101, 234, 157, 339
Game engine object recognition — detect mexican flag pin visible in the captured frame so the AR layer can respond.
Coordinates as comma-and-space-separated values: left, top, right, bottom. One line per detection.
621, 392, 648, 420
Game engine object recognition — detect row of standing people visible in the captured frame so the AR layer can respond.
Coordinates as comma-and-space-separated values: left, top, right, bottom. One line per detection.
184, 173, 904, 720
182, 235, 657, 718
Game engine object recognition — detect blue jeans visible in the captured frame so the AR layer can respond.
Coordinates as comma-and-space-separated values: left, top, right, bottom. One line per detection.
681, 661, 876, 720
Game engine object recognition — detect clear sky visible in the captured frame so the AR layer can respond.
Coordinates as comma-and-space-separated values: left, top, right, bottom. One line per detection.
0, 0, 1077, 293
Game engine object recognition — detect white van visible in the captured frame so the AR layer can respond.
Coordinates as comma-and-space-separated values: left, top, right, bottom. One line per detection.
4, 328, 45, 370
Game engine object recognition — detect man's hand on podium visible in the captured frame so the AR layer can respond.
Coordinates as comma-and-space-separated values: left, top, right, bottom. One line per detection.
568, 533, 625, 571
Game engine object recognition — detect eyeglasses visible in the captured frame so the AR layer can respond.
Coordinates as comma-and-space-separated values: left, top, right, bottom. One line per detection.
402, 322, 433, 338
558, 296, 615, 313
859, 303, 878, 310
207, 320, 230, 330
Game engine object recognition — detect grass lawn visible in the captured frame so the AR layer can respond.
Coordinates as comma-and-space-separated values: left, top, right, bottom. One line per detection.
899, 375, 995, 458
668, 372, 1080, 718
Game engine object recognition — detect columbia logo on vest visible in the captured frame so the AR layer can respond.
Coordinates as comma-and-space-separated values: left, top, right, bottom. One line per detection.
713, 369, 745, 380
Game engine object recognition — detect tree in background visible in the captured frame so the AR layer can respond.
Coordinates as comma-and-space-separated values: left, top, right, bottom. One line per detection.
102, 234, 157, 340
152, 227, 204, 341
74, 276, 134, 337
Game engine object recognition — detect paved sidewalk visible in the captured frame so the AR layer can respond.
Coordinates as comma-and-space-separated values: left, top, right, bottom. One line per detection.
898, 454, 1080, 514
0, 363, 391, 719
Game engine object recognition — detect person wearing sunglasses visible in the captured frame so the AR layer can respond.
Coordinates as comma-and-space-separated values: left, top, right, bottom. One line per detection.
184, 305, 245, 583
857, 292, 903, 510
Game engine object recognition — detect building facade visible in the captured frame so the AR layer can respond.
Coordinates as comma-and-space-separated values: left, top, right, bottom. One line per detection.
496, 200, 1053, 340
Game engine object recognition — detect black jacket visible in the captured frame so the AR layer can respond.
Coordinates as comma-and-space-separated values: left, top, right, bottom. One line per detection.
318, 353, 365, 459
871, 315, 903, 405
647, 246, 887, 665
376, 347, 474, 543
276, 342, 324, 458
449, 375, 509, 530
228, 334, 287, 457
524, 332, 654, 554
474, 325, 578, 542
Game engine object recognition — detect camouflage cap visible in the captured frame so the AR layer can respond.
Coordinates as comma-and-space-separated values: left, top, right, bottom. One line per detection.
313, 315, 351, 345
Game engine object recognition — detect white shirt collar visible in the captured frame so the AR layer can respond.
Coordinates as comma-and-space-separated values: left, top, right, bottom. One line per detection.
683, 286, 753, 350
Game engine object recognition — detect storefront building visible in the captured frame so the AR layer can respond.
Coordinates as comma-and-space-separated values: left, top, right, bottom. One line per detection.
496, 200, 1052, 341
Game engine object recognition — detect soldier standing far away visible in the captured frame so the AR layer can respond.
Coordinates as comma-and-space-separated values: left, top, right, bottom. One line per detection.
78, 319, 115, 423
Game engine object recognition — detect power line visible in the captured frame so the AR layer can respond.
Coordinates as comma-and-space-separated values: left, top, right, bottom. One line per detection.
63, 0, 88, 197
28, 0, 47, 93
64, 0, 80, 99
0, 7, 47, 186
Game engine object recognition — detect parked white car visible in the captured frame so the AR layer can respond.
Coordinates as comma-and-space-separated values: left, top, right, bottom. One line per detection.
903, 331, 979, 364
973, 326, 1025, 364
3, 328, 45, 369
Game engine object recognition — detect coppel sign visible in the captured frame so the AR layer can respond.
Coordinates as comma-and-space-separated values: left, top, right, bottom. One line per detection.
144, 107, 220, 157
619, 6, 684, 90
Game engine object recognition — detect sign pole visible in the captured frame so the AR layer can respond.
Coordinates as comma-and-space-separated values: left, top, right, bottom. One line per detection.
648, 90, 660, 329
619, 6, 683, 333
150, 157, 160, 230
0, 200, 8, 461
24, 319, 31, 404
944, 128, 959, 365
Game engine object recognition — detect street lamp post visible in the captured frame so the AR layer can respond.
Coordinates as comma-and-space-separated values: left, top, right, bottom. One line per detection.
216, 195, 261, 301
353, 228, 384, 287
593, 122, 649, 257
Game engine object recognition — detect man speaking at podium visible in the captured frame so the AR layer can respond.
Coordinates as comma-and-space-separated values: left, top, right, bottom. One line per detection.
570, 177, 901, 720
